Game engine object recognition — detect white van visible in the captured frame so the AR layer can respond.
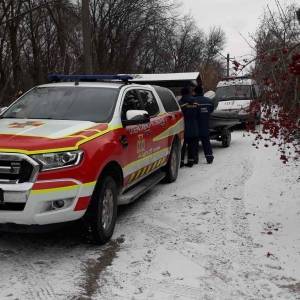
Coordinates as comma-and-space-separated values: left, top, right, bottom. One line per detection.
215, 77, 261, 124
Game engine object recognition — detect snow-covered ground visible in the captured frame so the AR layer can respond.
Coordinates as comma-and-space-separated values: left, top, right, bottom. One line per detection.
0, 131, 299, 300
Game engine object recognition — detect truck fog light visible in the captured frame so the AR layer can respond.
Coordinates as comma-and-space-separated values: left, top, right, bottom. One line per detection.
52, 200, 66, 209
50, 198, 74, 210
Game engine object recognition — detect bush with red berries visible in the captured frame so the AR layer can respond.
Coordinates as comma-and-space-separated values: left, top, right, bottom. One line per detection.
235, 4, 300, 163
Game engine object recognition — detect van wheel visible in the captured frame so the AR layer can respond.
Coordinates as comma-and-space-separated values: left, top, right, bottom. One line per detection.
85, 175, 118, 245
221, 129, 231, 147
163, 140, 180, 183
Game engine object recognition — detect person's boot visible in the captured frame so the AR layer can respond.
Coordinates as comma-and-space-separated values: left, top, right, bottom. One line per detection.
206, 155, 214, 164
186, 160, 194, 167
180, 161, 185, 168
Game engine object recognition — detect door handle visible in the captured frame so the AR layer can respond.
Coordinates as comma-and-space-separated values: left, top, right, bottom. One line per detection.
119, 135, 128, 147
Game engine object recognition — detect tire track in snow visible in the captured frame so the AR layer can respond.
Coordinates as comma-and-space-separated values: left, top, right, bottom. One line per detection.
92, 137, 291, 299
0, 232, 85, 300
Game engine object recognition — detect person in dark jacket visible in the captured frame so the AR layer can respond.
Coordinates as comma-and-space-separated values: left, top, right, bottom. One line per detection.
193, 86, 214, 164
179, 86, 199, 167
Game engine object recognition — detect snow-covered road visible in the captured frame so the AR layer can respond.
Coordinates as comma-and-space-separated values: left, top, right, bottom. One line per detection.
0, 131, 299, 300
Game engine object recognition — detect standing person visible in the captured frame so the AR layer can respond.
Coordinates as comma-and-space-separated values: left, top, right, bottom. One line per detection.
193, 86, 215, 164
179, 86, 200, 168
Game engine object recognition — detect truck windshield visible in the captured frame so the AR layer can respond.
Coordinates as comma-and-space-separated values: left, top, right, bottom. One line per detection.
1, 87, 119, 123
216, 85, 252, 101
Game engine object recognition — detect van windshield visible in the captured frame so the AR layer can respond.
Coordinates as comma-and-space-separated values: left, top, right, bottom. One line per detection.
1, 87, 119, 123
216, 85, 252, 101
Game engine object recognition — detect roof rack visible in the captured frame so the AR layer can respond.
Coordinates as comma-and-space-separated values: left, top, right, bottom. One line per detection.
48, 74, 133, 83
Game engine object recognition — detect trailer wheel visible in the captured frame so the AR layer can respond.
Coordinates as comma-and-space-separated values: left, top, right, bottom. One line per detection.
221, 129, 231, 147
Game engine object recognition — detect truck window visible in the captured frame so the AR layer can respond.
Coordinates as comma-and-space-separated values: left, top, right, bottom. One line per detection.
138, 90, 159, 117
122, 89, 143, 120
216, 85, 252, 101
2, 87, 119, 123
153, 86, 180, 112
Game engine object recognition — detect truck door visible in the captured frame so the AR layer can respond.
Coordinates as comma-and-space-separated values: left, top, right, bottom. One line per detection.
120, 89, 151, 187
138, 89, 168, 169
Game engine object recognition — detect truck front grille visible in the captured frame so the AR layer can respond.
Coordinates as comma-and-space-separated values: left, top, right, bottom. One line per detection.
0, 154, 39, 184
0, 203, 26, 211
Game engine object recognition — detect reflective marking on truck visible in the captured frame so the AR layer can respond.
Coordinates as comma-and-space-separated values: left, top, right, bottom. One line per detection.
127, 157, 166, 184
123, 147, 169, 177
153, 118, 184, 142
31, 181, 96, 195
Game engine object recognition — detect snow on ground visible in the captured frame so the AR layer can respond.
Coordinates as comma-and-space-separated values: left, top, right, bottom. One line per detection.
0, 131, 299, 300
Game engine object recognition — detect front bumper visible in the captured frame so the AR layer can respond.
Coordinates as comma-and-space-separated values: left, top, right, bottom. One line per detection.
0, 179, 95, 226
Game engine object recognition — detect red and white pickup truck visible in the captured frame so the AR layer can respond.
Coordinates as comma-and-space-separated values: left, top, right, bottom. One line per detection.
0, 75, 183, 244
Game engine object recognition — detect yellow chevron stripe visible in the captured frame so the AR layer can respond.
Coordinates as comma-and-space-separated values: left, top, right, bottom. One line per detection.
128, 173, 136, 183
140, 167, 148, 177
146, 164, 153, 174
160, 157, 166, 165
153, 160, 160, 169
151, 161, 157, 170
134, 169, 143, 181
128, 159, 166, 185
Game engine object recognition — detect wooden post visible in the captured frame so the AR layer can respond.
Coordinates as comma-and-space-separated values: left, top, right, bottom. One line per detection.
226, 53, 230, 77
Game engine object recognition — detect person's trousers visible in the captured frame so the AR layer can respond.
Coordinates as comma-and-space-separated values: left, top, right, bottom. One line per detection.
199, 136, 213, 159
181, 138, 199, 163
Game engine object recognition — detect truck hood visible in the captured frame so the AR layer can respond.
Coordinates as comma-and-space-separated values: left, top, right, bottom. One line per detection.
216, 100, 251, 111
0, 119, 98, 138
0, 119, 109, 154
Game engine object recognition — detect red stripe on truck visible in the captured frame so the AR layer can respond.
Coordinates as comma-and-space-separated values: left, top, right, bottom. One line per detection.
74, 196, 91, 211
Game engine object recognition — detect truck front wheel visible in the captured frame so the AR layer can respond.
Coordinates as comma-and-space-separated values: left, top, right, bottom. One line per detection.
85, 175, 118, 244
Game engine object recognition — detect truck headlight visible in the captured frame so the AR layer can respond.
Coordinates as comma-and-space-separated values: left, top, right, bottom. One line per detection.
31, 150, 83, 171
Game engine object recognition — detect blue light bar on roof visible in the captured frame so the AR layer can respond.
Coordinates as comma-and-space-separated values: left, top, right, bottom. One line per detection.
48, 74, 133, 82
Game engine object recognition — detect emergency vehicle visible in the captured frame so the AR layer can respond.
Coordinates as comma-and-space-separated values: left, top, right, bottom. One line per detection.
0, 74, 183, 244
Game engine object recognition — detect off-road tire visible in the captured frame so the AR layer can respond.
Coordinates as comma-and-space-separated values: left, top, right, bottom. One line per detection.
85, 175, 118, 245
163, 140, 180, 183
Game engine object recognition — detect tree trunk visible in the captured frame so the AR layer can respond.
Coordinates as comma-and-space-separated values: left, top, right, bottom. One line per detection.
82, 0, 93, 74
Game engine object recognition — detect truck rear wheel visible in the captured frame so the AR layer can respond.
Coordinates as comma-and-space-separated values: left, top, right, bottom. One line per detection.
85, 175, 118, 245
163, 140, 180, 183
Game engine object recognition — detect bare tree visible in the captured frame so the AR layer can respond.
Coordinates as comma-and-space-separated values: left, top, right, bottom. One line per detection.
82, 0, 93, 73
0, 0, 226, 104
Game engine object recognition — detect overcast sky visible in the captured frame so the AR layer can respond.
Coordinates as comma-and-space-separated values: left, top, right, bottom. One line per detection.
180, 0, 296, 61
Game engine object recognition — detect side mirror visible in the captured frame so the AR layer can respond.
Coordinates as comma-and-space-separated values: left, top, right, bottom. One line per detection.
0, 107, 8, 114
123, 110, 150, 126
